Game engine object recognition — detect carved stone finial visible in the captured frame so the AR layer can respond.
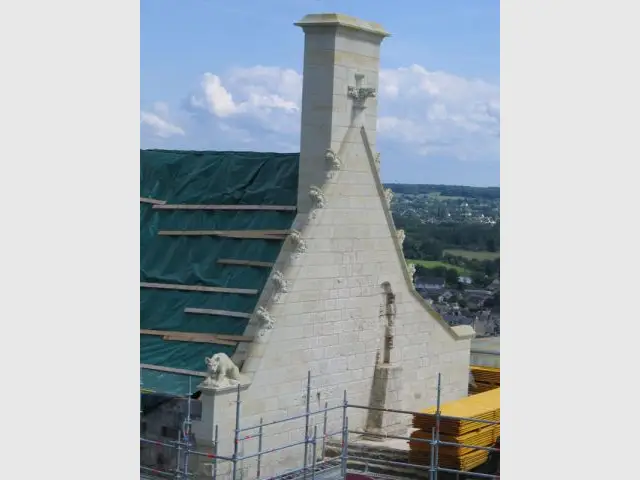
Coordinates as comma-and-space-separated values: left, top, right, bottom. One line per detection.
289, 230, 307, 259
384, 188, 394, 208
374, 152, 381, 173
271, 270, 288, 302
325, 149, 342, 179
309, 185, 326, 219
348, 74, 377, 109
348, 86, 377, 107
203, 353, 241, 388
396, 229, 406, 246
256, 306, 275, 335
407, 263, 416, 279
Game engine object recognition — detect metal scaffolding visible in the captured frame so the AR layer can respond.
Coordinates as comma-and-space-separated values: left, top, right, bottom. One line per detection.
140, 371, 500, 480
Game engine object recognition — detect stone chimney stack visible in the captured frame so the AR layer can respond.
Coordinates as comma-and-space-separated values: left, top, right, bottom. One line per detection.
295, 13, 390, 213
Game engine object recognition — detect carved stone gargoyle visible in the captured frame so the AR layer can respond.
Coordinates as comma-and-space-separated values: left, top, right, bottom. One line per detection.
202, 353, 241, 388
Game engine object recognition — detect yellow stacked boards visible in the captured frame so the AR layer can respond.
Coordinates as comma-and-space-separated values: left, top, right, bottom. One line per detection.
409, 446, 492, 471
409, 424, 500, 457
469, 366, 500, 395
409, 388, 500, 472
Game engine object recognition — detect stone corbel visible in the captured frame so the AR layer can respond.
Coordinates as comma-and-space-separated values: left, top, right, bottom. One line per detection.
271, 270, 288, 302
309, 185, 326, 220
256, 306, 274, 336
288, 230, 307, 259
325, 149, 342, 179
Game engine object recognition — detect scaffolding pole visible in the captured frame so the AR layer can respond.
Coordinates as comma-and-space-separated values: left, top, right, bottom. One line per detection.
140, 369, 500, 480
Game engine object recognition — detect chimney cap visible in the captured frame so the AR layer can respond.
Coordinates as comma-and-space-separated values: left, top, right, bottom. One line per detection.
295, 13, 390, 38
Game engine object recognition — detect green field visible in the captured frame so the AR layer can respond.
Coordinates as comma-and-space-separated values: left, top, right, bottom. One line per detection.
444, 249, 500, 260
407, 259, 467, 274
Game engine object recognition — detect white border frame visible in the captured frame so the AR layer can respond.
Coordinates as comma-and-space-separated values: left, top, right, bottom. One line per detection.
3, 1, 639, 479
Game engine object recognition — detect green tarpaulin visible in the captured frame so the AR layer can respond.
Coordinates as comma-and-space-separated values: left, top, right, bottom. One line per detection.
140, 150, 299, 395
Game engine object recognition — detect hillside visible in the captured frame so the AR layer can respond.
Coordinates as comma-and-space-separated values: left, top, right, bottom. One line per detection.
384, 183, 500, 287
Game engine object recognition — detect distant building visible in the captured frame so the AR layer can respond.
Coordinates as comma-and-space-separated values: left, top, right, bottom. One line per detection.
458, 276, 473, 285
415, 277, 446, 290
443, 314, 474, 327
464, 289, 492, 297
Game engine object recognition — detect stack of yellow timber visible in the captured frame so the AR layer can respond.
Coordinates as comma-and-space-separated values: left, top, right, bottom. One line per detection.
409, 388, 500, 471
469, 366, 500, 394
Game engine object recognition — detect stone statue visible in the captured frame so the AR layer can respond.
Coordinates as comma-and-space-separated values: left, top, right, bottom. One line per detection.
203, 353, 241, 388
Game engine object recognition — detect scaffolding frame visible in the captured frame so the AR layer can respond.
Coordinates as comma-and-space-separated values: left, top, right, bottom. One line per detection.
140, 371, 500, 480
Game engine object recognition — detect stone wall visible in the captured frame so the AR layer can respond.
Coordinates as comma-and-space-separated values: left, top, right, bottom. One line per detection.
188, 13, 474, 479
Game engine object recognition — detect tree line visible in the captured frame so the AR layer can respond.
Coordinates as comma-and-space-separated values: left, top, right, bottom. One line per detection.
385, 183, 500, 201
394, 214, 500, 261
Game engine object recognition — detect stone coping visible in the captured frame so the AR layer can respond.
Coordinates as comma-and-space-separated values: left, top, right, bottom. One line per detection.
197, 379, 251, 395
295, 13, 390, 38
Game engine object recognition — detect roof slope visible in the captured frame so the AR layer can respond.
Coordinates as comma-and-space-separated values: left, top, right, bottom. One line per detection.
140, 149, 299, 395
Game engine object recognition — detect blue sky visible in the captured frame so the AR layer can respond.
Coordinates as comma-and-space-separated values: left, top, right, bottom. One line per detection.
141, 0, 499, 186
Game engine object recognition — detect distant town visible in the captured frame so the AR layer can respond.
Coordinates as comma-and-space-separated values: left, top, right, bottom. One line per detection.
388, 183, 500, 225
385, 183, 500, 337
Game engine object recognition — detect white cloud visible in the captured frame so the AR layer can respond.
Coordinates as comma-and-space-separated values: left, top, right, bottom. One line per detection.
377, 65, 499, 161
184, 64, 499, 162
140, 102, 185, 138
188, 67, 301, 138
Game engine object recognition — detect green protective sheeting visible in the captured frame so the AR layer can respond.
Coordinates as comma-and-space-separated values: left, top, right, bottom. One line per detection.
140, 150, 299, 396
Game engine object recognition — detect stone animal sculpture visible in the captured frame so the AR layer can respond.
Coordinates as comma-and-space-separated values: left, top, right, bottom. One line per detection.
204, 352, 241, 388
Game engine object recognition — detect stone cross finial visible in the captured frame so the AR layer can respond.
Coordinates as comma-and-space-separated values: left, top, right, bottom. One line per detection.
348, 73, 377, 108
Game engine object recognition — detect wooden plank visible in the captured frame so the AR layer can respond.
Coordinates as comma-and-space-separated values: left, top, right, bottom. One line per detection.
217, 259, 275, 268
163, 334, 237, 346
153, 204, 296, 212
212, 334, 254, 342
166, 332, 252, 343
162, 331, 253, 343
140, 197, 167, 205
141, 329, 237, 346
157, 230, 288, 239
140, 281, 258, 295
141, 329, 253, 344
140, 363, 207, 378
184, 307, 252, 319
